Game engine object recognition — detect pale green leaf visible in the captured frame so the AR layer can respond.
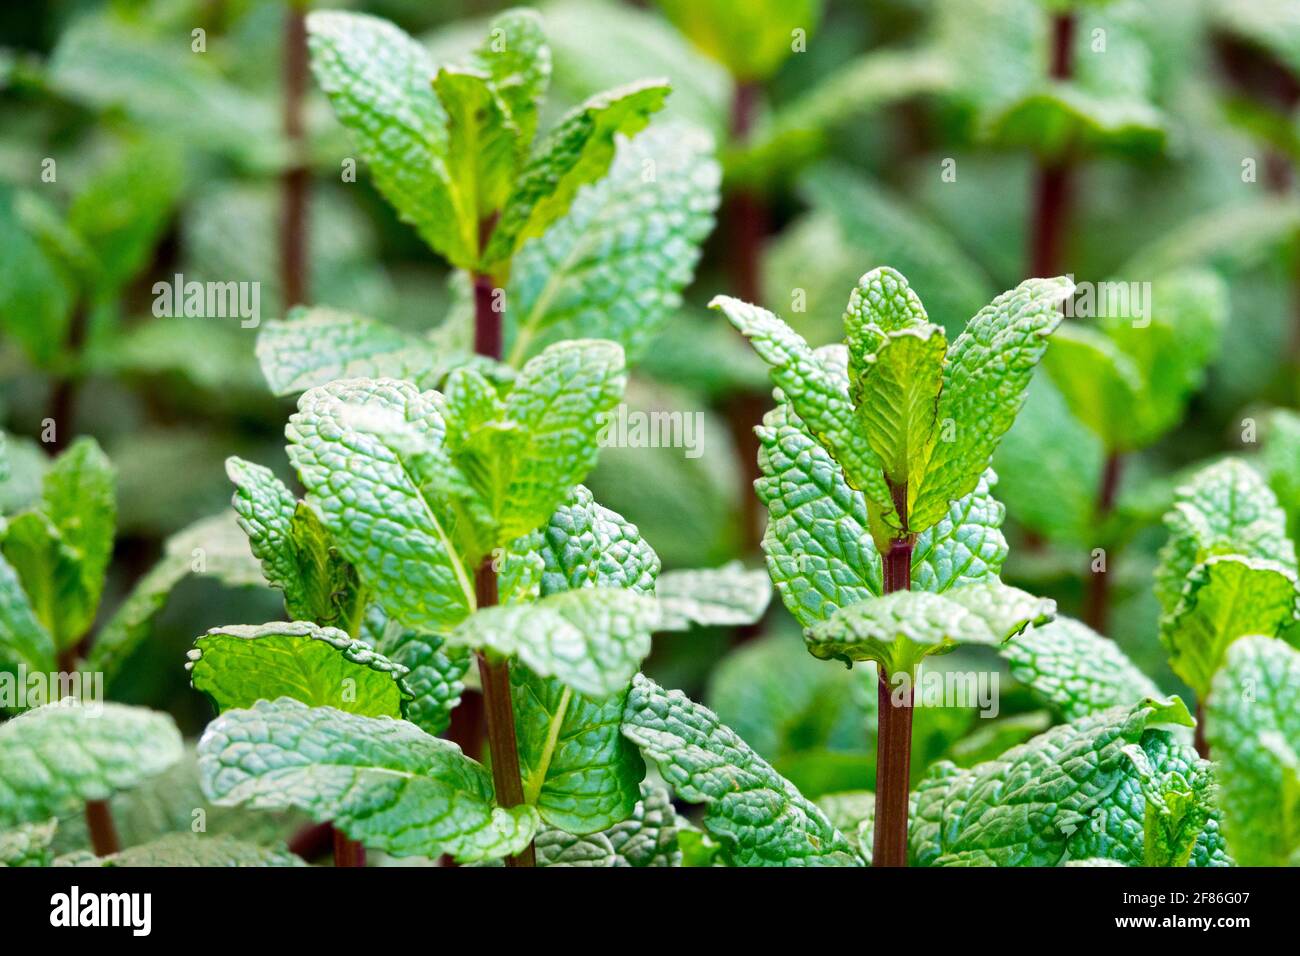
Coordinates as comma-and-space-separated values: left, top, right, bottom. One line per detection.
0, 819, 57, 866
654, 561, 772, 631
0, 551, 56, 688
198, 698, 538, 863
853, 325, 946, 491
373, 621, 470, 738
655, 0, 822, 81
538, 485, 660, 596
63, 833, 304, 868
434, 66, 518, 250
471, 8, 550, 146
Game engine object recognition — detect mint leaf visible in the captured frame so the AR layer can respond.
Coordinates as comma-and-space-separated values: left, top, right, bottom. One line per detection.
0, 551, 55, 689
514, 666, 643, 833
0, 819, 58, 867
654, 562, 772, 631
0, 701, 182, 828
507, 123, 720, 362
909, 276, 1073, 533
471, 8, 550, 147
1160, 555, 1299, 698
256, 307, 440, 398
1, 437, 115, 647
603, 782, 682, 867
912, 697, 1228, 866
62, 833, 304, 868
188, 621, 413, 717
1207, 636, 1300, 866
373, 622, 470, 738
1154, 458, 1297, 618
306, 12, 470, 267
483, 79, 670, 270
286, 378, 476, 633
656, 0, 821, 82
621, 674, 859, 866
448, 587, 658, 697
539, 485, 660, 596
713, 295, 898, 527
1000, 616, 1162, 721
498, 340, 628, 541
198, 698, 538, 863
1041, 323, 1144, 450
805, 584, 1054, 675
909, 468, 1008, 593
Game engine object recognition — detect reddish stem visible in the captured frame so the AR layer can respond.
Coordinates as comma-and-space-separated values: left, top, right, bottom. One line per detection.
1084, 452, 1123, 634
287, 821, 335, 862
874, 480, 914, 867
1194, 699, 1210, 760
280, 3, 309, 309
332, 829, 366, 868
85, 800, 120, 857
1028, 13, 1076, 279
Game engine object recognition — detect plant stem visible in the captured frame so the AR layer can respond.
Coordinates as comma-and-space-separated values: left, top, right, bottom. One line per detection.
279, 0, 309, 309
1083, 452, 1123, 633
56, 645, 122, 856
1028, 12, 1076, 279
332, 828, 366, 868
287, 821, 335, 862
468, 223, 533, 866
874, 479, 914, 866
1194, 699, 1210, 760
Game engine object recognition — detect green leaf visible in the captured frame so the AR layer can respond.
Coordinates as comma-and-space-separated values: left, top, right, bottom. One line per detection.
498, 340, 628, 541
306, 12, 470, 267
654, 562, 772, 631
286, 378, 477, 633
372, 621, 470, 738
909, 276, 1073, 533
1207, 635, 1300, 866
198, 698, 537, 863
447, 587, 658, 697
1159, 555, 1299, 698
86, 512, 266, 683
0, 819, 58, 867
712, 295, 897, 528
910, 469, 1008, 593
603, 782, 682, 866
1127, 745, 1217, 869
622, 675, 858, 866
0, 701, 182, 828
506, 122, 720, 363
483, 79, 670, 271
805, 584, 1055, 675
539, 485, 660, 596
0, 186, 74, 366
1041, 323, 1144, 450
188, 621, 413, 717
1154, 458, 1297, 619
1000, 616, 1162, 721
1, 437, 115, 648
434, 66, 519, 255
655, 0, 822, 81
1261, 409, 1300, 543
513, 666, 643, 834
255, 307, 441, 398
911, 696, 1230, 866
471, 8, 550, 146
227, 457, 366, 633
0, 551, 56, 689
62, 833, 304, 868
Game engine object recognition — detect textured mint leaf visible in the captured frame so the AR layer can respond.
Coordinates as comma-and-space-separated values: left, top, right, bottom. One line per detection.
188, 621, 412, 717
603, 782, 682, 866
1126, 744, 1218, 868
226, 457, 297, 595
87, 512, 265, 682
1160, 555, 1299, 698
434, 66, 518, 250
1154, 458, 1297, 618
1261, 409, 1300, 542
533, 828, 621, 866
911, 696, 1230, 867
0, 701, 182, 828
805, 584, 1053, 675
656, 0, 820, 81
483, 79, 670, 270
507, 122, 720, 362
0, 819, 57, 866
62, 833, 304, 868
0, 551, 55, 689
714, 295, 897, 528
853, 325, 947, 490
373, 621, 469, 737
306, 12, 470, 266
448, 587, 657, 697
1000, 616, 1162, 721
198, 698, 538, 863
622, 675, 858, 866
816, 790, 874, 862
1, 437, 115, 647
654, 562, 772, 631
910, 468, 1008, 593
539, 485, 660, 596
471, 8, 550, 146
1207, 636, 1300, 866
514, 666, 643, 834
256, 307, 440, 398
286, 378, 476, 633
499, 340, 628, 541
1042, 323, 1144, 451
909, 276, 1073, 533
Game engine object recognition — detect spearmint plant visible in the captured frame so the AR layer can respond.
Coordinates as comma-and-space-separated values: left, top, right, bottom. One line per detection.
711, 266, 1071, 865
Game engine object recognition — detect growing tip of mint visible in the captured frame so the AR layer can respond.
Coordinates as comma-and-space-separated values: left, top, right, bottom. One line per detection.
1144, 695, 1196, 731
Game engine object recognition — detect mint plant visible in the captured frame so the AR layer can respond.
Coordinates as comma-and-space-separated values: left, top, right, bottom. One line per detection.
713, 265, 1071, 865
